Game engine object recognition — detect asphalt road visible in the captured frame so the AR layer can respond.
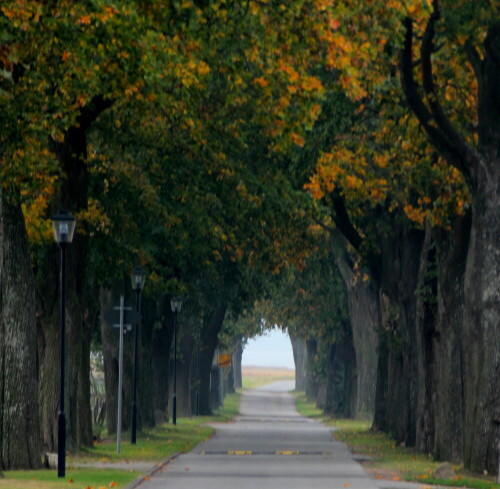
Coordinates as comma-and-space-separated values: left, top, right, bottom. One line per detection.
141, 380, 394, 489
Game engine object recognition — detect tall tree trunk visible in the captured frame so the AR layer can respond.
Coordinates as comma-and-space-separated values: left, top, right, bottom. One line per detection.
462, 168, 500, 473
0, 194, 42, 469
138, 296, 156, 428
169, 331, 194, 417
198, 305, 227, 415
305, 338, 318, 401
415, 223, 437, 455
40, 100, 110, 450
290, 334, 306, 391
232, 337, 243, 390
330, 231, 379, 420
324, 321, 357, 418
100, 283, 122, 436
429, 215, 470, 462
78, 312, 93, 447
151, 296, 172, 425
376, 226, 424, 446
399, 15, 500, 473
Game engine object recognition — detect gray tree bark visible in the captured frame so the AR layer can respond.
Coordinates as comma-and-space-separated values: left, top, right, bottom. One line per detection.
377, 227, 424, 446
399, 14, 500, 473
151, 296, 173, 425
305, 338, 318, 401
198, 305, 227, 415
0, 193, 42, 469
232, 337, 243, 390
100, 284, 122, 435
330, 231, 378, 420
290, 334, 306, 391
168, 330, 194, 418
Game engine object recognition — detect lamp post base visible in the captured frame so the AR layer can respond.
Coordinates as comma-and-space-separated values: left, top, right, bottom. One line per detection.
57, 411, 66, 478
131, 403, 137, 444
173, 395, 177, 425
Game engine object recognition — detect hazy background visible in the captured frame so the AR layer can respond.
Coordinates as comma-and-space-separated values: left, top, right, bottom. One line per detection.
242, 328, 295, 369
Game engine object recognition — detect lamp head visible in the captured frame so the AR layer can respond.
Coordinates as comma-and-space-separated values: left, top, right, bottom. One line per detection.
131, 267, 147, 291
51, 210, 76, 244
170, 297, 182, 313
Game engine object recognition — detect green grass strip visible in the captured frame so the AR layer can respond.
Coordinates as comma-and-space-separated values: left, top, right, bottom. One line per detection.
294, 391, 500, 489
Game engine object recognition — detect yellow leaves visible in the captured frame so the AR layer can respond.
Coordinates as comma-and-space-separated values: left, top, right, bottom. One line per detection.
278, 60, 300, 83
77, 15, 92, 25
291, 133, 305, 147
75, 199, 111, 236
345, 175, 363, 190
403, 204, 426, 226
196, 61, 210, 76
300, 76, 323, 92
2, 1, 42, 30
253, 77, 269, 88
374, 153, 389, 168
310, 104, 322, 119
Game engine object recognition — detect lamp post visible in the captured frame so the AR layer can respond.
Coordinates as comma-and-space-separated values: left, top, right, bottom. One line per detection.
170, 297, 182, 425
51, 210, 76, 478
130, 267, 146, 444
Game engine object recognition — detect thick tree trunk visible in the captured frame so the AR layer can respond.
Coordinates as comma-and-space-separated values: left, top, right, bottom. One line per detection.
0, 194, 42, 469
78, 314, 93, 447
376, 226, 424, 446
232, 337, 243, 390
40, 115, 102, 450
415, 223, 437, 455
138, 297, 156, 428
198, 305, 227, 415
330, 231, 379, 420
462, 167, 500, 473
398, 16, 500, 474
151, 297, 172, 425
100, 284, 122, 435
346, 280, 379, 420
428, 215, 470, 462
324, 322, 357, 418
169, 331, 194, 418
290, 334, 306, 391
305, 338, 318, 401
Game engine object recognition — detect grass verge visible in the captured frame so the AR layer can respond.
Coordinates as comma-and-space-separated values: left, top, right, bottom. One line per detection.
1, 392, 241, 489
294, 392, 500, 489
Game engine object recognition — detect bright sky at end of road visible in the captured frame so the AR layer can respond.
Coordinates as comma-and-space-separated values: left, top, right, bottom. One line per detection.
242, 328, 295, 369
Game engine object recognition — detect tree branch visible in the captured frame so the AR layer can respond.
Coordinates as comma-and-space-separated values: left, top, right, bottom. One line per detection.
77, 95, 114, 131
329, 191, 363, 251
399, 16, 473, 184
420, 1, 477, 180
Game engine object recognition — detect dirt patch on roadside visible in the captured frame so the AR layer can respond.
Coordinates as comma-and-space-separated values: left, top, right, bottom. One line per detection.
242, 366, 294, 378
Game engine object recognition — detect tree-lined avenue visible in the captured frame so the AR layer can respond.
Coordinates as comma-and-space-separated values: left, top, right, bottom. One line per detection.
145, 382, 381, 489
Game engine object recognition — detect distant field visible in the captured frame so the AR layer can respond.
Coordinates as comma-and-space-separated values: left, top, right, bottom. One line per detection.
242, 366, 295, 389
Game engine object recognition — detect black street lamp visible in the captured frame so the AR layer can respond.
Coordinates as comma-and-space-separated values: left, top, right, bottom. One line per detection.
51, 210, 76, 478
130, 267, 146, 444
170, 297, 182, 425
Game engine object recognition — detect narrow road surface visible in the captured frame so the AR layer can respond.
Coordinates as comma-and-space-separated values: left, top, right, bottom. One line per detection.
142, 382, 418, 489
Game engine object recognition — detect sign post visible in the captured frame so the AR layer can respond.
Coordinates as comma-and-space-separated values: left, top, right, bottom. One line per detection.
117, 295, 125, 454
104, 297, 141, 454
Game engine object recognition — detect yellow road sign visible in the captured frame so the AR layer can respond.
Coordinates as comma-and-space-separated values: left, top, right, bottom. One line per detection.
218, 353, 232, 367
